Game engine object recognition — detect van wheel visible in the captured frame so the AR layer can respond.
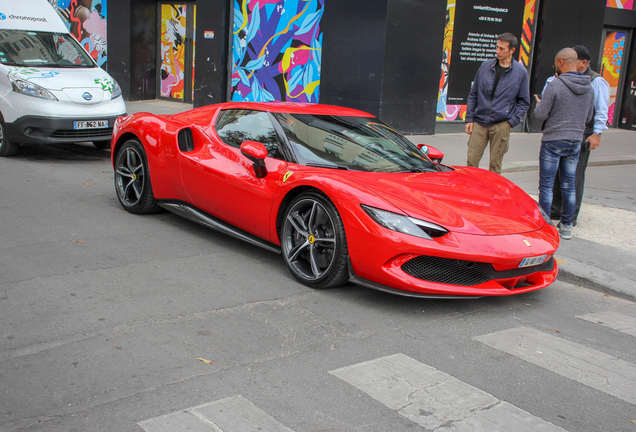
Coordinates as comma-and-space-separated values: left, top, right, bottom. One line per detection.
93, 140, 110, 150
0, 116, 19, 157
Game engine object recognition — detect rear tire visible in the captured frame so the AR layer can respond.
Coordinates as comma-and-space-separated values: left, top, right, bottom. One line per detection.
281, 191, 349, 289
114, 139, 161, 214
0, 115, 19, 157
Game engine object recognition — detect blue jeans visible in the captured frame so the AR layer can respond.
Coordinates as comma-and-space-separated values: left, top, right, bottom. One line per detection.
539, 140, 580, 225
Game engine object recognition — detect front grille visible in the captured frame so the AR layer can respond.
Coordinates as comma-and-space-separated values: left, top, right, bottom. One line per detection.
51, 128, 113, 139
401, 255, 555, 286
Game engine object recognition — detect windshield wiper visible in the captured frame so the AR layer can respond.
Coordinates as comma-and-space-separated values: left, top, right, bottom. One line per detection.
306, 163, 349, 170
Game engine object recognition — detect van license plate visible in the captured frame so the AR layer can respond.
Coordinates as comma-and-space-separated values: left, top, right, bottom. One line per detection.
519, 255, 546, 268
74, 120, 108, 130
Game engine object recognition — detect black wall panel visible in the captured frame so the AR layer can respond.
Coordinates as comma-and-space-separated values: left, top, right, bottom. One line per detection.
192, 0, 232, 108
319, 0, 388, 116
130, 1, 157, 101
381, 0, 446, 134
527, 0, 607, 132
107, 0, 132, 100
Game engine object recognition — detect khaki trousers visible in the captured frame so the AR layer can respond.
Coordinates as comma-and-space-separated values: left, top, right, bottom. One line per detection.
466, 121, 511, 174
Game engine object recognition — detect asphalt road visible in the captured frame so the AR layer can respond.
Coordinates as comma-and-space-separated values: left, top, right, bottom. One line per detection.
1, 143, 635, 432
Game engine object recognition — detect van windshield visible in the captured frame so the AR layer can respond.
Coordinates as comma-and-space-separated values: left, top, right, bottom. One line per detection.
0, 30, 95, 68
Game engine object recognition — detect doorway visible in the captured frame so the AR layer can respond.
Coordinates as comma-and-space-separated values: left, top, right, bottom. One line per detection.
158, 2, 196, 102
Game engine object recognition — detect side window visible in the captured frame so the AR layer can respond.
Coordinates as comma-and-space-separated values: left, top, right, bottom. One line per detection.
215, 109, 285, 160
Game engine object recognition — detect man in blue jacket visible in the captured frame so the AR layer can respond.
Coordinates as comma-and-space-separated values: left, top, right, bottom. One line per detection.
465, 33, 530, 174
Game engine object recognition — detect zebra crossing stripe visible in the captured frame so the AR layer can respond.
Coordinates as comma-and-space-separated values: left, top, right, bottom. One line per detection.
138, 395, 294, 432
329, 353, 566, 431
474, 327, 636, 405
577, 311, 636, 337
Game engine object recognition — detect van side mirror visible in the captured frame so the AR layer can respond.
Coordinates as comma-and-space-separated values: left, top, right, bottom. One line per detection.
417, 143, 444, 164
240, 141, 268, 178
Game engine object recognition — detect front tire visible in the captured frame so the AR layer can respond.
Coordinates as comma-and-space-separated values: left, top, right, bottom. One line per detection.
281, 191, 349, 288
114, 139, 161, 214
0, 115, 19, 157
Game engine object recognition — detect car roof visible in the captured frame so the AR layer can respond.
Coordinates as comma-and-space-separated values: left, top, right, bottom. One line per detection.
167, 102, 376, 126
211, 102, 375, 117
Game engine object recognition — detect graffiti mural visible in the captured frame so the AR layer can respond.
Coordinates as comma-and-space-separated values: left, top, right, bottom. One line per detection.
436, 0, 537, 122
231, 0, 324, 103
160, 4, 187, 99
606, 0, 634, 8
601, 31, 626, 125
159, 4, 196, 100
49, 0, 108, 69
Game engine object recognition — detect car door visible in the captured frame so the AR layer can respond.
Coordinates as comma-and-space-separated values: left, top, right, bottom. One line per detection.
178, 109, 288, 242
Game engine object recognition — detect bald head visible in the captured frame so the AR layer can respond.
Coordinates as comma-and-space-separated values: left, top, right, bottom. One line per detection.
554, 48, 578, 75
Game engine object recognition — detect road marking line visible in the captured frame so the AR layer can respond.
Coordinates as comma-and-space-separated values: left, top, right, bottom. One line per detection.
577, 311, 636, 337
138, 410, 220, 432
329, 353, 566, 431
138, 395, 294, 432
474, 327, 636, 405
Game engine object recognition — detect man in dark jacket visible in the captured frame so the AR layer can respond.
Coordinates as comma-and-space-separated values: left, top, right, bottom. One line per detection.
465, 33, 530, 174
534, 48, 594, 240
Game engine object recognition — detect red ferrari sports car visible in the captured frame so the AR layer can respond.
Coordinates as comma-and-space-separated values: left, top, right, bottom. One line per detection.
111, 102, 559, 298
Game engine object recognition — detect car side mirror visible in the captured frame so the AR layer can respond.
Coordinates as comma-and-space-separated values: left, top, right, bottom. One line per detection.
240, 141, 268, 178
417, 143, 444, 164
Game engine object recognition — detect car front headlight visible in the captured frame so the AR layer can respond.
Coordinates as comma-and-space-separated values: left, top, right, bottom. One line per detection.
111, 79, 122, 99
9, 76, 58, 101
361, 205, 448, 240
536, 201, 554, 226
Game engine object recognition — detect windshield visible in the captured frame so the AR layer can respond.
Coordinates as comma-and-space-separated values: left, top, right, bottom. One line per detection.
0, 30, 95, 68
273, 113, 439, 173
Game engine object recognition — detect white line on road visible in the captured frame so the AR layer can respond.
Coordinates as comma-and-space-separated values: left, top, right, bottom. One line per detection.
474, 327, 636, 405
577, 310, 636, 337
329, 353, 566, 431
138, 395, 295, 432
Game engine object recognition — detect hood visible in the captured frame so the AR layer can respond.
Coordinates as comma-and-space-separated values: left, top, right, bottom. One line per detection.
347, 167, 545, 235
558, 73, 592, 95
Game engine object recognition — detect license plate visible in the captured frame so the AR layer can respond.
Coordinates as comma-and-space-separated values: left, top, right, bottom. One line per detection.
519, 255, 547, 268
73, 120, 108, 130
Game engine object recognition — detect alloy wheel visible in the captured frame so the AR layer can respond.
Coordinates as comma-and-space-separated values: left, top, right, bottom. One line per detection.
282, 197, 338, 281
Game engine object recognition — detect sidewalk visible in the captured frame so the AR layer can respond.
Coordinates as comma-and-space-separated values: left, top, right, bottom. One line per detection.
126, 100, 636, 302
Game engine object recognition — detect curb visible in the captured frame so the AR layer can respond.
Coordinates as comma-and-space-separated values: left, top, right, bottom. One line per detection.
502, 156, 636, 173
555, 256, 636, 302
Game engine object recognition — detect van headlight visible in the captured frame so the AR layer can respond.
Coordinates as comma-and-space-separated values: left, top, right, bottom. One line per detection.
9, 76, 58, 101
111, 79, 122, 99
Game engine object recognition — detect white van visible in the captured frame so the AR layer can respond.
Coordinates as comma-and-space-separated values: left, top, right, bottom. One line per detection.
0, 0, 126, 156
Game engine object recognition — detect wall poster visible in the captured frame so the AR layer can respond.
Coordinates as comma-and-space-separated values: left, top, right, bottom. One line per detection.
231, 0, 324, 103
437, 0, 538, 122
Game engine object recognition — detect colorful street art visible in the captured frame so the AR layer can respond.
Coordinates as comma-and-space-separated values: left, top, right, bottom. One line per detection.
601, 31, 626, 126
231, 0, 324, 103
606, 0, 634, 9
49, 0, 107, 68
161, 4, 187, 99
436, 0, 537, 122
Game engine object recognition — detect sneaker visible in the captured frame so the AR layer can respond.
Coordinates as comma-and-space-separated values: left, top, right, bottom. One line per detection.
558, 222, 572, 240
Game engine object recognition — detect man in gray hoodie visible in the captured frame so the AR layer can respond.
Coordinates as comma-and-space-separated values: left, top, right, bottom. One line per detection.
534, 48, 594, 240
